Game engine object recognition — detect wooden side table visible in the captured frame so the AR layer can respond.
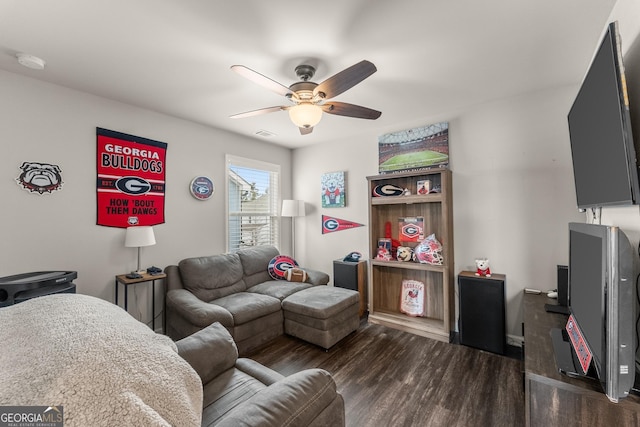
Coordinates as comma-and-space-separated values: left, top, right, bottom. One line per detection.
115, 272, 166, 331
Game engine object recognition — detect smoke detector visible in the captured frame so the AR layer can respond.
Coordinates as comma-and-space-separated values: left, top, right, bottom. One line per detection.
16, 53, 46, 70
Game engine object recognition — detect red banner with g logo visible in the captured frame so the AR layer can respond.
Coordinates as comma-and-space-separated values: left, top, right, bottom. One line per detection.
96, 128, 167, 228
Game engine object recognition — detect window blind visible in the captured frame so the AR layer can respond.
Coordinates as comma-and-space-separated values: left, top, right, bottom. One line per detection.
226, 155, 280, 252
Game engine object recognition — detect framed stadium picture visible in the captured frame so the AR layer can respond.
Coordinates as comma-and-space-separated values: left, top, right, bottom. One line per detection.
321, 171, 346, 208
378, 122, 449, 174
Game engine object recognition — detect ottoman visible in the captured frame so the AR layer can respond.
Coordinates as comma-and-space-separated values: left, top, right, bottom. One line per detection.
282, 286, 360, 349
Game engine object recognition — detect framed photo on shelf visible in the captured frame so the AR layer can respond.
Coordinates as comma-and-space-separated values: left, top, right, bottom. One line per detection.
376, 238, 392, 260
399, 216, 424, 243
417, 179, 431, 195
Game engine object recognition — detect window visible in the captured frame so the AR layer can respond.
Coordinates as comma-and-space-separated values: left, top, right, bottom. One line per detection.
226, 155, 280, 252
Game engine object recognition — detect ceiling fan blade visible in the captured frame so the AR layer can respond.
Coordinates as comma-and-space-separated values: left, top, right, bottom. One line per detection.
322, 102, 381, 120
299, 126, 313, 135
231, 65, 294, 98
314, 60, 377, 99
229, 106, 285, 119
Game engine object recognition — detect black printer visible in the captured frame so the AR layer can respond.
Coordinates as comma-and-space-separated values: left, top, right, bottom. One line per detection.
0, 271, 77, 307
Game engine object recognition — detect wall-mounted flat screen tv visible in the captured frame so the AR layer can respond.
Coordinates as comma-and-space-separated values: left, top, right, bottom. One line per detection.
568, 21, 640, 209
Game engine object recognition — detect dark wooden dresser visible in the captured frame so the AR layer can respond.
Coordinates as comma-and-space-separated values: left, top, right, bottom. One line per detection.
523, 292, 640, 426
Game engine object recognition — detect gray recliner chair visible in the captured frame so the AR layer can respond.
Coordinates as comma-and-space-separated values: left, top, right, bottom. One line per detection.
176, 322, 345, 426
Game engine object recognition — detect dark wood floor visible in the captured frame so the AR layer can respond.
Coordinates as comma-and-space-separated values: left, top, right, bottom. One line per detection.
247, 320, 525, 427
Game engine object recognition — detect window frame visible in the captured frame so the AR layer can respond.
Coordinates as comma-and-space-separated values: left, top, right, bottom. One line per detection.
225, 154, 281, 253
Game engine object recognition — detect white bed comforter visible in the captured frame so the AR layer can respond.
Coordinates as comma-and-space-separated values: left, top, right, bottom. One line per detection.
0, 293, 202, 426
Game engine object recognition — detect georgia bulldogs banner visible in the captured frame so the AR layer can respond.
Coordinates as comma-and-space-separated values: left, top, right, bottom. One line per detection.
321, 215, 364, 234
96, 128, 167, 228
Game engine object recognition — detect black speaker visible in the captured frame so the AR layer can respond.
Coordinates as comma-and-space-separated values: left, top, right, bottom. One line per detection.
458, 272, 506, 355
557, 264, 568, 307
0, 271, 77, 307
333, 259, 367, 317
334, 261, 358, 291
544, 265, 570, 315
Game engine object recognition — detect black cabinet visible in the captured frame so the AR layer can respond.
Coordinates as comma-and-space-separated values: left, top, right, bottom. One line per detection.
333, 259, 367, 317
458, 271, 506, 355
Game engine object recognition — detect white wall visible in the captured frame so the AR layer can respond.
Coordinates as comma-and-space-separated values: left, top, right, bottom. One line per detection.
0, 69, 292, 326
291, 138, 376, 274
293, 86, 585, 343
293, 0, 640, 344
452, 88, 584, 341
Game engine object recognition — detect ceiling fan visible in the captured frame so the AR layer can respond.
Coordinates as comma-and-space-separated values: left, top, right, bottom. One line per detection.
230, 60, 381, 135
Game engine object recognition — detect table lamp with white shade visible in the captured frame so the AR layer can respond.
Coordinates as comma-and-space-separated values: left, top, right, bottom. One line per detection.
125, 226, 156, 275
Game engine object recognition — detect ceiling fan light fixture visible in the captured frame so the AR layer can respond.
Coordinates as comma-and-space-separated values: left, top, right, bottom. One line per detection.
288, 103, 322, 128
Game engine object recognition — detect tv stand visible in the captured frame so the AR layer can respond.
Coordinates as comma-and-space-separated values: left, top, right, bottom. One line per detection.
549, 327, 597, 380
632, 374, 640, 398
524, 293, 640, 424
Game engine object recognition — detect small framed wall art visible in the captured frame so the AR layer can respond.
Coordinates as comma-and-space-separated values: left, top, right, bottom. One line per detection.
321, 171, 346, 208
190, 176, 214, 200
378, 122, 449, 174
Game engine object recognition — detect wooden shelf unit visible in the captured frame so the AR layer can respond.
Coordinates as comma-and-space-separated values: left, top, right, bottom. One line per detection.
366, 169, 454, 342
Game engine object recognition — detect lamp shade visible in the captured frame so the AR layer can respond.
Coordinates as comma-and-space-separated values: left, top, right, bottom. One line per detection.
125, 226, 156, 248
288, 104, 322, 128
281, 200, 305, 217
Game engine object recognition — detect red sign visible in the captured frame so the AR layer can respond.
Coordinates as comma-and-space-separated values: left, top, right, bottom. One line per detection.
399, 216, 424, 242
96, 128, 167, 228
321, 215, 364, 234
566, 314, 593, 374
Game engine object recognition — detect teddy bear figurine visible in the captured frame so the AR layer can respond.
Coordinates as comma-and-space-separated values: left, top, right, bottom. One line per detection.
475, 258, 491, 277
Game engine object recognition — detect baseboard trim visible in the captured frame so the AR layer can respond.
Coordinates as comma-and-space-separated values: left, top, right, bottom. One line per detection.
450, 331, 522, 360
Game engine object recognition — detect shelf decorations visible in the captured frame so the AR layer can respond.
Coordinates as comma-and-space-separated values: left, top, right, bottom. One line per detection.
399, 216, 424, 244
474, 258, 492, 277
372, 183, 404, 197
378, 122, 449, 174
376, 238, 392, 260
96, 127, 167, 228
321, 215, 363, 234
417, 179, 441, 195
321, 171, 346, 207
400, 279, 426, 317
414, 234, 444, 265
16, 161, 64, 194
396, 246, 415, 262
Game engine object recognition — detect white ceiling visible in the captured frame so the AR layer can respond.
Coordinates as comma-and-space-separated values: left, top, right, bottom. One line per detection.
0, 0, 617, 148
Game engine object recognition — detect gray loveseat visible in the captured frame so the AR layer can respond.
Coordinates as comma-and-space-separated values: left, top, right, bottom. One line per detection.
177, 321, 345, 426
165, 245, 330, 354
